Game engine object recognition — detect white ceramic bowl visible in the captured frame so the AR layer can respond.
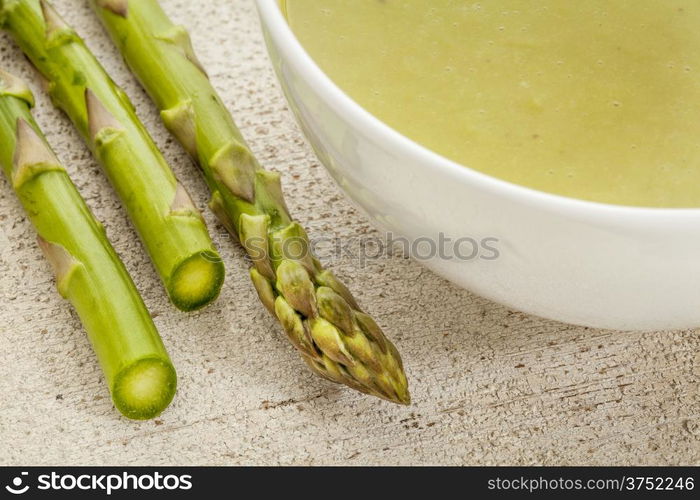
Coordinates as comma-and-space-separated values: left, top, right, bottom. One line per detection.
255, 0, 700, 330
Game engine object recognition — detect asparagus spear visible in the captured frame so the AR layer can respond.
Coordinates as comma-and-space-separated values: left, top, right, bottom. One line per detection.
91, 0, 410, 403
0, 69, 176, 419
0, 0, 225, 312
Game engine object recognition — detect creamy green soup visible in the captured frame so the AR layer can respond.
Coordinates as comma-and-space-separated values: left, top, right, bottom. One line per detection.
284, 0, 700, 207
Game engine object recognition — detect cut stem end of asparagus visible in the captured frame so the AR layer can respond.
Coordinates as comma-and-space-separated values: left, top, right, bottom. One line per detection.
112, 357, 177, 420
168, 251, 224, 312
395, 388, 412, 406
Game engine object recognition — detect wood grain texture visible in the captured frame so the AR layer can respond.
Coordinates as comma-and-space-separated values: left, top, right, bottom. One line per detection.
0, 0, 698, 465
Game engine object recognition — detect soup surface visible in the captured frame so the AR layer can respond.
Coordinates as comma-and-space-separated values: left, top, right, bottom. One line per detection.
284, 0, 700, 207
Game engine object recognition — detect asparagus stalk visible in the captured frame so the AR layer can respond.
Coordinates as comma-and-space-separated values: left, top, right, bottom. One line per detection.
0, 69, 176, 419
91, 0, 410, 403
0, 0, 225, 311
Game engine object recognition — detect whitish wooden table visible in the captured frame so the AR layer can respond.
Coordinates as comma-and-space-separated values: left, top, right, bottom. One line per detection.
0, 0, 697, 465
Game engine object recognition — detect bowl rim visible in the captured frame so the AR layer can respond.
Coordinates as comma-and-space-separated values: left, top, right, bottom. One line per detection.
255, 0, 700, 221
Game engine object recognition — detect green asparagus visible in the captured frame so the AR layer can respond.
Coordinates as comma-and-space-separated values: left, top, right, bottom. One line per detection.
91, 0, 410, 403
0, 0, 225, 312
0, 69, 176, 419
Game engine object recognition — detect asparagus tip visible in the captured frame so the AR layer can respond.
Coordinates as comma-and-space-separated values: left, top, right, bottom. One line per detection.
395, 390, 411, 405
276, 260, 318, 319
315, 270, 360, 311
